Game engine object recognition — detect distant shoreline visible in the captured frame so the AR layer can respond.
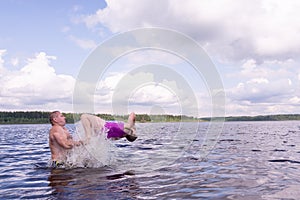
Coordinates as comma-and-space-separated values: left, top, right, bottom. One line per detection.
0, 111, 300, 124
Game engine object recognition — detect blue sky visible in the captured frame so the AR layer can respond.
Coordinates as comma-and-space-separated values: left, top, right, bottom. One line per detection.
0, 0, 107, 75
1, 0, 300, 117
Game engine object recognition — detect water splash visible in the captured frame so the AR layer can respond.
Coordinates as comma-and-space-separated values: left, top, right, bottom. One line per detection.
65, 122, 117, 168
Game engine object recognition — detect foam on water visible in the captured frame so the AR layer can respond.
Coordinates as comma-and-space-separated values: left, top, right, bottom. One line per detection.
65, 122, 117, 168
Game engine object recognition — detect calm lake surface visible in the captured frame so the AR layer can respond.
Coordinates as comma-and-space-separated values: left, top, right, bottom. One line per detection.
0, 121, 300, 199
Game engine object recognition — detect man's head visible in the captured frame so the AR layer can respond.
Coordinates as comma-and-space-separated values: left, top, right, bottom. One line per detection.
49, 111, 66, 126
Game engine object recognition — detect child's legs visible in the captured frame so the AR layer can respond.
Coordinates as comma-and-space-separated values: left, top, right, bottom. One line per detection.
80, 114, 105, 139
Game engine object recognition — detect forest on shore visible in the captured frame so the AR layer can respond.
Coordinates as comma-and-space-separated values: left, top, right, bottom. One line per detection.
0, 111, 199, 124
0, 111, 300, 124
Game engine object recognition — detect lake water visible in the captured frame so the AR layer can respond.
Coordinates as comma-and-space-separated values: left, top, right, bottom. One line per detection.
0, 121, 300, 199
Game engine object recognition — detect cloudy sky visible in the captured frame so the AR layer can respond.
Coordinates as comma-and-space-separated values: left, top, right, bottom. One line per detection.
1, 0, 300, 117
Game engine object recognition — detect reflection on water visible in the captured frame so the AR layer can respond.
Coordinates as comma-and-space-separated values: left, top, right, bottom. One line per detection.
48, 167, 139, 199
0, 121, 300, 199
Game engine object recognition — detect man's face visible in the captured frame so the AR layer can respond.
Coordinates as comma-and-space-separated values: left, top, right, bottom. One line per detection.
54, 112, 66, 126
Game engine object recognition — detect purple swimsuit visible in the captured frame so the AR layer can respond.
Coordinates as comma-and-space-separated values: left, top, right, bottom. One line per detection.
105, 121, 127, 139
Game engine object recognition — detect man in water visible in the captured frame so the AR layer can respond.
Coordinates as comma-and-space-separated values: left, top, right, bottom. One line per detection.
49, 111, 137, 168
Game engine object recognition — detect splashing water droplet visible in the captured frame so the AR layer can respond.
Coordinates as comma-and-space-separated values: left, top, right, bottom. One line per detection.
66, 122, 117, 168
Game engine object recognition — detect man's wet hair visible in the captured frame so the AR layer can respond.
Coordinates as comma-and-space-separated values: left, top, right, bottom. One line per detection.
49, 111, 60, 125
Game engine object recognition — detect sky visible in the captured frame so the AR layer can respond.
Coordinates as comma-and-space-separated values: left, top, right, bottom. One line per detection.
1, 0, 300, 117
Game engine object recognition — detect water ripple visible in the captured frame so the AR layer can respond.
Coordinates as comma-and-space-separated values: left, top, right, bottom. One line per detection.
1, 122, 300, 199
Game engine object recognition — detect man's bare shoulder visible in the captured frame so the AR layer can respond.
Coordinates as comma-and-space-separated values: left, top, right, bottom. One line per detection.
50, 125, 64, 136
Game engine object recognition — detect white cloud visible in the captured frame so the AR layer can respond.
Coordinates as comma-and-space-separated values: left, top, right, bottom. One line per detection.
127, 50, 185, 67
223, 57, 300, 115
93, 71, 204, 116
80, 0, 300, 61
289, 96, 300, 104
68, 35, 97, 50
0, 49, 7, 73
73, 0, 300, 116
229, 59, 296, 99
253, 0, 300, 56
10, 57, 19, 66
4, 1, 300, 116
230, 77, 293, 102
0, 52, 75, 111
130, 84, 179, 105
247, 78, 269, 84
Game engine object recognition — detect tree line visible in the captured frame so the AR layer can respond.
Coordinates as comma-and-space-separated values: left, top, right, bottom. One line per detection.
0, 111, 199, 124
0, 111, 300, 124
202, 114, 300, 122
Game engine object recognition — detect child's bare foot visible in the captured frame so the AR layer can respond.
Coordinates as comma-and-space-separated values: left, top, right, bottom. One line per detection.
124, 112, 137, 142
